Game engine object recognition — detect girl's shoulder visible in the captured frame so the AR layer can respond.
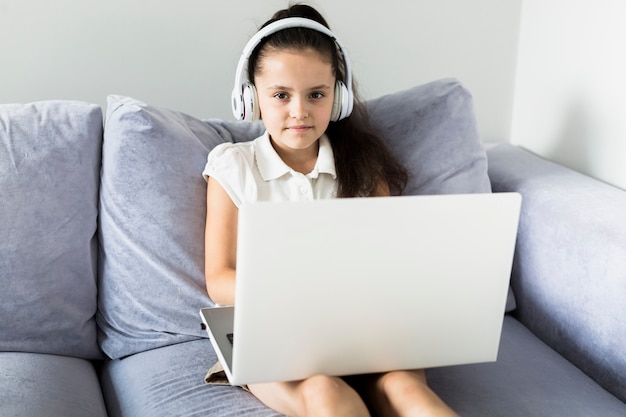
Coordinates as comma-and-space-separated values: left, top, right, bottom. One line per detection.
207, 138, 259, 165
209, 140, 255, 158
204, 137, 262, 180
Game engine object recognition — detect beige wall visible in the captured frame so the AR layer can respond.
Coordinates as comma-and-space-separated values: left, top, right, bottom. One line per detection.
511, 0, 626, 189
0, 0, 521, 143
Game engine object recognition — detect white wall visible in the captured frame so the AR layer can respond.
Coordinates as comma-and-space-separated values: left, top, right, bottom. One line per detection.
511, 0, 626, 190
0, 0, 521, 143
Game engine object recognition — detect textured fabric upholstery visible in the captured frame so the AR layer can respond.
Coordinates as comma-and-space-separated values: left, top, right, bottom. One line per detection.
100, 339, 281, 417
0, 100, 102, 359
0, 352, 107, 417
487, 143, 626, 403
428, 316, 626, 417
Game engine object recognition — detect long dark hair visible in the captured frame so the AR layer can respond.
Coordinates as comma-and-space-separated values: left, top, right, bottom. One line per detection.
249, 4, 408, 197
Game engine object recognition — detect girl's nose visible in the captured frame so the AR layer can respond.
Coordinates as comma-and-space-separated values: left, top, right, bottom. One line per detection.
289, 97, 309, 119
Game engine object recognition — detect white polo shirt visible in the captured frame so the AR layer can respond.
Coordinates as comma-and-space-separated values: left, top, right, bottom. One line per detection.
203, 132, 337, 208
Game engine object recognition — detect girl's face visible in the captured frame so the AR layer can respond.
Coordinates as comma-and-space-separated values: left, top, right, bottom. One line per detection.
254, 48, 335, 171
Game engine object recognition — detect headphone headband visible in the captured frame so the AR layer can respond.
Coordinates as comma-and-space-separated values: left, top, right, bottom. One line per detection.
232, 17, 354, 121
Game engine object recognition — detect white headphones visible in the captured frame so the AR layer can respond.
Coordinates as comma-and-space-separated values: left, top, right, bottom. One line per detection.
231, 17, 354, 122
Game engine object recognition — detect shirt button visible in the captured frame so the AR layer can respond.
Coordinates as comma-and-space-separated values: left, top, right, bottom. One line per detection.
299, 186, 307, 194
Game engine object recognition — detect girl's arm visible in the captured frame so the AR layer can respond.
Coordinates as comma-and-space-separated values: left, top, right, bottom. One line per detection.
204, 177, 239, 305
204, 176, 389, 305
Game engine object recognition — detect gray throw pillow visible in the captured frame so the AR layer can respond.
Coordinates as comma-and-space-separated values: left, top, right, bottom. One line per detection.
368, 80, 514, 311
0, 101, 102, 359
367, 78, 491, 195
97, 96, 263, 359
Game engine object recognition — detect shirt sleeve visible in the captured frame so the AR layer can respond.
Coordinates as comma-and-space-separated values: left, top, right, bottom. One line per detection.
202, 142, 256, 208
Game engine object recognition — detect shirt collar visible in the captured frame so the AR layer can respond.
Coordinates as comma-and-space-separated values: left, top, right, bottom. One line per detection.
255, 132, 337, 181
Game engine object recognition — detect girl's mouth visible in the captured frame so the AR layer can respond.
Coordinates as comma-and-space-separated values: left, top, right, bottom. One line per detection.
288, 125, 312, 133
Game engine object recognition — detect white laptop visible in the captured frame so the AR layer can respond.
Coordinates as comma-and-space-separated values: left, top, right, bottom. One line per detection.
200, 192, 521, 385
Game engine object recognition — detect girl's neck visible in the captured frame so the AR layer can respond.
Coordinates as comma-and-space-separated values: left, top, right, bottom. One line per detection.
270, 137, 319, 175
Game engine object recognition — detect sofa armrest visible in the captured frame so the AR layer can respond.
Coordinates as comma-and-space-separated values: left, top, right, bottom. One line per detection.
486, 143, 626, 403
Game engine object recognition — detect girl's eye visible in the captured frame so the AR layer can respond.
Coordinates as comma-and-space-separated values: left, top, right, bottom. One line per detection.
274, 93, 289, 100
310, 92, 324, 99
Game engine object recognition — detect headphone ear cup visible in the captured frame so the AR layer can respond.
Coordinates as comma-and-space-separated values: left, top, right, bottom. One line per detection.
331, 81, 352, 122
232, 87, 244, 120
242, 82, 260, 121
331, 81, 343, 122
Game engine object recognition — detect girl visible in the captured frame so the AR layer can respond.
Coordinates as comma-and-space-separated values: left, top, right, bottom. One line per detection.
203, 4, 459, 416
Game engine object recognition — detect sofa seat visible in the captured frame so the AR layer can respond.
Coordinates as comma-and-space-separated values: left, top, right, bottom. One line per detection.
428, 316, 626, 417
99, 339, 281, 417
0, 352, 107, 417
98, 316, 626, 417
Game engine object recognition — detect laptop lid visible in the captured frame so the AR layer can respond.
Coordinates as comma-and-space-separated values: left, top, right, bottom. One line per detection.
219, 192, 521, 385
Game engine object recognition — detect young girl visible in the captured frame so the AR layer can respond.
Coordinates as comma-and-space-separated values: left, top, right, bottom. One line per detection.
203, 4, 459, 416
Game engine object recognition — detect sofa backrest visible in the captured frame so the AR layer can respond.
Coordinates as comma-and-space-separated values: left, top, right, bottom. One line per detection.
487, 143, 626, 403
0, 101, 103, 359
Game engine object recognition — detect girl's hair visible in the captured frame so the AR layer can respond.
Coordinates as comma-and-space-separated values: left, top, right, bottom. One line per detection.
249, 4, 408, 197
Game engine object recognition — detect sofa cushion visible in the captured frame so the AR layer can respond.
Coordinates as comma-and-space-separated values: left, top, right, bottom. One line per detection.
97, 79, 498, 360
97, 95, 264, 359
100, 339, 281, 417
367, 79, 491, 195
0, 101, 102, 359
368, 80, 517, 312
428, 316, 626, 417
0, 352, 107, 417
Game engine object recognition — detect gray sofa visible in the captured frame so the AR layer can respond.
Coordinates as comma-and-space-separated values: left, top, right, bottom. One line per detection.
1, 79, 624, 416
